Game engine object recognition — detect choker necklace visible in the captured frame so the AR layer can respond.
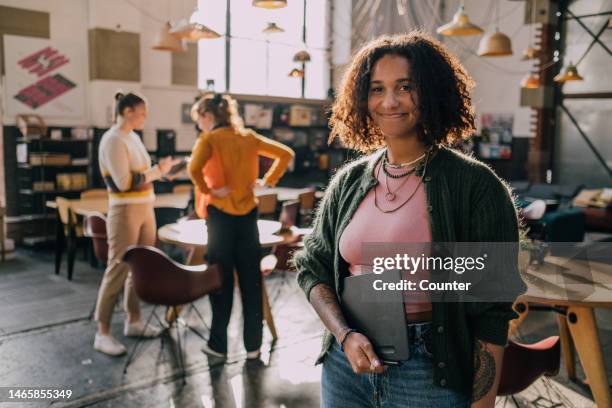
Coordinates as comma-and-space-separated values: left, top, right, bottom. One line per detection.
374, 149, 431, 213
384, 151, 426, 169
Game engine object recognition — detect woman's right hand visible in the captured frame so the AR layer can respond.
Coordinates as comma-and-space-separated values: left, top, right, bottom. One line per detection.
342, 332, 387, 374
210, 186, 231, 198
157, 156, 175, 174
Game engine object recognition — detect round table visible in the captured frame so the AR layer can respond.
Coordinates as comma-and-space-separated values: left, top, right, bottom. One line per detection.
157, 218, 289, 339
158, 219, 285, 251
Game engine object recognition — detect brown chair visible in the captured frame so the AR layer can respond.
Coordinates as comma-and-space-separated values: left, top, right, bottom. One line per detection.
172, 184, 193, 194
257, 193, 278, 218
55, 197, 83, 280
261, 200, 301, 275
497, 336, 560, 403
80, 189, 108, 199
83, 213, 108, 265
298, 189, 316, 226
122, 245, 222, 381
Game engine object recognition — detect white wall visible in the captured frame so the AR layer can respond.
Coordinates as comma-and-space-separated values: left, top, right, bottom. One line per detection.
0, 0, 200, 149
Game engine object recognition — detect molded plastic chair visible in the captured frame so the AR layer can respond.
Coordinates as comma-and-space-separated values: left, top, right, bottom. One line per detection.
122, 246, 222, 381
83, 213, 108, 264
257, 193, 278, 218
497, 336, 560, 401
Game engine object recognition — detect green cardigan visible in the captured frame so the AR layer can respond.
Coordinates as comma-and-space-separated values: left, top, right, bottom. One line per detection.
294, 146, 526, 396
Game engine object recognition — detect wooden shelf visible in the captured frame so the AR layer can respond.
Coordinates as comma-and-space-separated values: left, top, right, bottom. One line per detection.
18, 162, 90, 169
16, 138, 92, 143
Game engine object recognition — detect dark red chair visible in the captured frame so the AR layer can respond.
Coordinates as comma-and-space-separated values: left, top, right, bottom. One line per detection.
498, 336, 561, 403
83, 213, 108, 265
122, 245, 222, 381
83, 213, 108, 320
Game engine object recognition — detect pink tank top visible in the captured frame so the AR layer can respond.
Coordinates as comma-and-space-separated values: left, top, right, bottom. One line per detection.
339, 161, 432, 316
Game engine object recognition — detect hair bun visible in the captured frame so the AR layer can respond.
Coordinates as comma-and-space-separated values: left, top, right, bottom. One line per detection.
114, 92, 124, 101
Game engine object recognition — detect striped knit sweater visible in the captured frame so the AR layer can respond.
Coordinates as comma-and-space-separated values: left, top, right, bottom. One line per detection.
98, 125, 161, 206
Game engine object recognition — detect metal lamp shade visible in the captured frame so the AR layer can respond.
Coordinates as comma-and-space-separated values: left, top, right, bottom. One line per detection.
521, 46, 539, 60
436, 5, 484, 36
263, 22, 284, 33
153, 22, 186, 52
293, 50, 311, 62
553, 63, 584, 82
477, 30, 513, 56
253, 0, 287, 9
170, 20, 221, 40
288, 68, 304, 78
520, 74, 539, 89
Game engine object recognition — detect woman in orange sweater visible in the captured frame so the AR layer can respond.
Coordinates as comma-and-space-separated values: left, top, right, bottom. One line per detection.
189, 93, 294, 359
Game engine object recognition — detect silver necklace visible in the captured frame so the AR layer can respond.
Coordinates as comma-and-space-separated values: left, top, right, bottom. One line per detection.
374, 149, 431, 213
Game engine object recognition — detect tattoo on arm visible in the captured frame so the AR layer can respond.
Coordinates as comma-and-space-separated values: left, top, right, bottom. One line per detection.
309, 283, 350, 343
472, 339, 496, 402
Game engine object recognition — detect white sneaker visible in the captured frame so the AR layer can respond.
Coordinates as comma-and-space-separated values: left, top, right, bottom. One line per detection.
94, 333, 126, 356
246, 350, 261, 360
123, 320, 162, 338
201, 343, 226, 359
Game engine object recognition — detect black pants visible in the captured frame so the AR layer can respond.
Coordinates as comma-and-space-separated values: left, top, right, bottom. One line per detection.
206, 205, 263, 353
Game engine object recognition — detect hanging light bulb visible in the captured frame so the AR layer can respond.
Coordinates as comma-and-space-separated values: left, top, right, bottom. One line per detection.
170, 8, 221, 40
553, 62, 584, 82
293, 50, 311, 62
521, 0, 538, 61
262, 22, 285, 34
521, 46, 539, 61
436, 4, 484, 36
477, 30, 513, 56
153, 22, 186, 52
520, 73, 539, 88
288, 68, 304, 78
253, 0, 287, 9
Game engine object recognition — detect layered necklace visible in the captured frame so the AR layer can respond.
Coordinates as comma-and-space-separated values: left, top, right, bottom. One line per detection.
374, 148, 431, 213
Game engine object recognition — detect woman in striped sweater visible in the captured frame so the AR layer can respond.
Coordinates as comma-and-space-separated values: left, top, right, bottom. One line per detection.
93, 92, 178, 356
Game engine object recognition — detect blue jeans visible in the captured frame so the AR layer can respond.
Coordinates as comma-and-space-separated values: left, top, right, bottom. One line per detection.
321, 324, 470, 408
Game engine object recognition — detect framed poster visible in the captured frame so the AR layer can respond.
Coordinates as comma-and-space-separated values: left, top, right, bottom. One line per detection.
3, 35, 86, 118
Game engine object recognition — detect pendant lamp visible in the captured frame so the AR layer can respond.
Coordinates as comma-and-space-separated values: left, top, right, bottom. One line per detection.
153, 22, 186, 52
262, 22, 285, 33
520, 73, 539, 88
288, 68, 304, 78
253, 0, 287, 9
436, 4, 483, 36
477, 30, 513, 56
170, 19, 221, 40
293, 50, 311, 62
553, 63, 583, 83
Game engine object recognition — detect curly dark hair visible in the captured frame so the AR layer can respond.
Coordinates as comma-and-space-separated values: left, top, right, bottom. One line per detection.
330, 31, 475, 152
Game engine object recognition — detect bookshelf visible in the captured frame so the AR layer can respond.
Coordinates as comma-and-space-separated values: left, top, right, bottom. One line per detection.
3, 126, 93, 245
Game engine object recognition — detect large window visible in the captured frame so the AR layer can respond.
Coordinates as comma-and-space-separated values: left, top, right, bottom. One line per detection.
197, 0, 329, 99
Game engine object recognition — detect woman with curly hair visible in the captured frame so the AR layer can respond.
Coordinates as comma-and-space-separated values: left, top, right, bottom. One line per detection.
293, 32, 525, 407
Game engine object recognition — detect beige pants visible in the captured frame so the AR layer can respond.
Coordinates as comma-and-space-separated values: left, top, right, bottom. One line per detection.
94, 203, 156, 325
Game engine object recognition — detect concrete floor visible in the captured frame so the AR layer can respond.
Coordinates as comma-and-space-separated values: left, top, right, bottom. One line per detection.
0, 248, 608, 407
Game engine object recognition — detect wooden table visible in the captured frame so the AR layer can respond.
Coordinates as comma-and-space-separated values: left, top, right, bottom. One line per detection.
45, 192, 191, 216
158, 219, 293, 340
254, 187, 323, 202
45, 187, 321, 216
513, 255, 612, 407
